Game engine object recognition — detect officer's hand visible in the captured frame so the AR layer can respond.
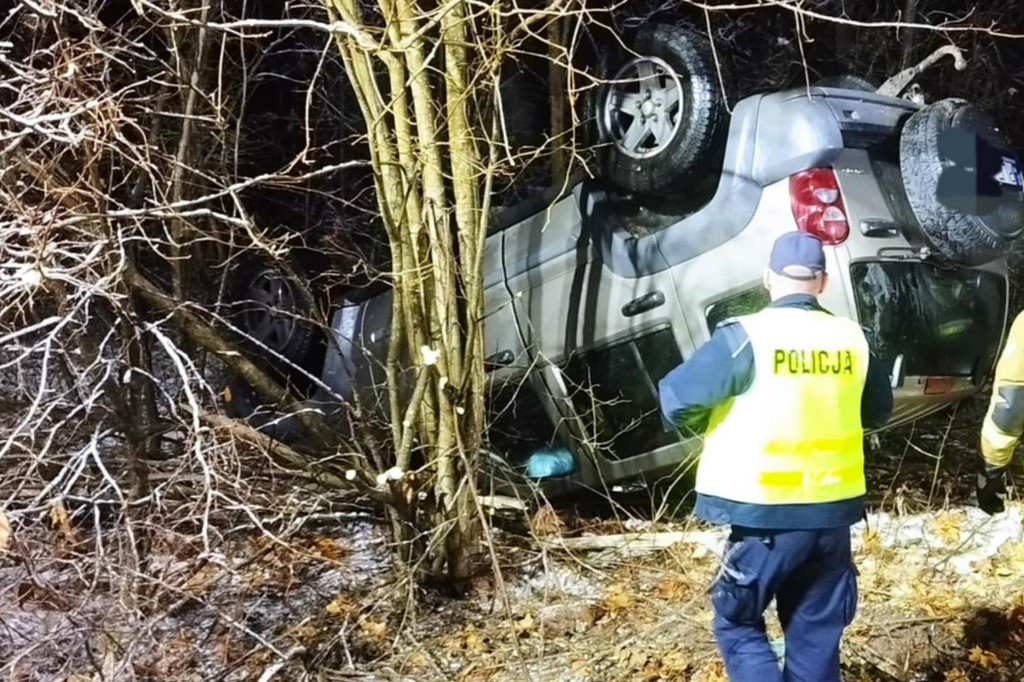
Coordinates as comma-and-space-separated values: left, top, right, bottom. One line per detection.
977, 467, 1008, 516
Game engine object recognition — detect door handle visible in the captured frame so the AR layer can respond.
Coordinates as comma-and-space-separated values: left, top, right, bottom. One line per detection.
622, 290, 665, 317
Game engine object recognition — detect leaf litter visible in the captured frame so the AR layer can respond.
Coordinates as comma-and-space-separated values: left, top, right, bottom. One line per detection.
2, 401, 1024, 680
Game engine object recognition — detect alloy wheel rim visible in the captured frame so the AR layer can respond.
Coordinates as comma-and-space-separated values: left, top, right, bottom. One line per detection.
602, 55, 684, 160
241, 268, 301, 354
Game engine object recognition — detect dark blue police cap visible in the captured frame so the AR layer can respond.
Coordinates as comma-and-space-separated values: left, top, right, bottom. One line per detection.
769, 231, 826, 279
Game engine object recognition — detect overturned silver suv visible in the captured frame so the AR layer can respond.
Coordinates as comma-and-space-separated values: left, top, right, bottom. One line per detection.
225, 23, 1024, 499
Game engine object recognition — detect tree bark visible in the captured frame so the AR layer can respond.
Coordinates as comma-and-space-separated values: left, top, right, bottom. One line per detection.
900, 0, 919, 69
324, 0, 488, 585
549, 15, 568, 182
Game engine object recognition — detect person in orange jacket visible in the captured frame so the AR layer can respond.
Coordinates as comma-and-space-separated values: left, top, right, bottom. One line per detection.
978, 311, 1024, 514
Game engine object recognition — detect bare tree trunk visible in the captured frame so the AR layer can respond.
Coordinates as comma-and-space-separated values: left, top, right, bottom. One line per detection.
323, 0, 490, 586
549, 15, 568, 182
168, 0, 213, 304
442, 0, 486, 582
900, 0, 920, 68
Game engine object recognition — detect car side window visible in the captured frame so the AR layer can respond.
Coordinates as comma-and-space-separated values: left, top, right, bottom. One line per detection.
483, 375, 562, 469
561, 327, 683, 460
704, 286, 770, 332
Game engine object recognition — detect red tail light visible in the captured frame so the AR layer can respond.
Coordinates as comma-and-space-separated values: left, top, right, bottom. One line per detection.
789, 168, 849, 245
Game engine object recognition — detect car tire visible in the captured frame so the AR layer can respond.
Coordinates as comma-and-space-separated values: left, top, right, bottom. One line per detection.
899, 98, 1024, 265
597, 23, 724, 194
813, 74, 878, 91
225, 257, 324, 386
577, 50, 613, 150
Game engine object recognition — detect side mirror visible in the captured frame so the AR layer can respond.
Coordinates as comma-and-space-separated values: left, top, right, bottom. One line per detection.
890, 353, 906, 389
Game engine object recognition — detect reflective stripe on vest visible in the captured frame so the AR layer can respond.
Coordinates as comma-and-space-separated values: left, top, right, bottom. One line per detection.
696, 307, 870, 505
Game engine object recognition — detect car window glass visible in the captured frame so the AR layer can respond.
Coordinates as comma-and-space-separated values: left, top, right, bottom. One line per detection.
484, 375, 562, 468
851, 262, 1006, 377
842, 129, 900, 162
561, 327, 682, 460
704, 286, 770, 332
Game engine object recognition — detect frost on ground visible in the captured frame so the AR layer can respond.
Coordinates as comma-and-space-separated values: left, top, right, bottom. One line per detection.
6, 499, 1022, 681
2, 357, 1023, 682
855, 505, 1024, 575
0, 519, 391, 681
383, 502, 1024, 682
2, 496, 1023, 682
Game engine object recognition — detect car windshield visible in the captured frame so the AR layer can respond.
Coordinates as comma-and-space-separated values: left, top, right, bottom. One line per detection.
850, 261, 1006, 377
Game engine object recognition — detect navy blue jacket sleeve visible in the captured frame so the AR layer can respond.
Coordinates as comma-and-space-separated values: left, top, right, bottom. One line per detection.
861, 352, 894, 430
658, 321, 755, 436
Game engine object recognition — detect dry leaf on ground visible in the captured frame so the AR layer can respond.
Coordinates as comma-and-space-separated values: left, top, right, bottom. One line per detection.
603, 583, 634, 613
325, 593, 354, 615
405, 650, 431, 670
929, 511, 964, 544
359, 617, 389, 642
443, 624, 491, 655
514, 612, 536, 635
313, 536, 347, 561
655, 574, 694, 602
569, 657, 593, 676
184, 564, 218, 597
49, 498, 77, 545
529, 505, 565, 536
968, 645, 1001, 668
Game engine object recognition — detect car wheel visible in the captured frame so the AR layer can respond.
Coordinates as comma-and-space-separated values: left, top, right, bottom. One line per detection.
813, 74, 878, 91
899, 98, 1024, 265
224, 257, 326, 398
597, 23, 724, 194
230, 259, 317, 361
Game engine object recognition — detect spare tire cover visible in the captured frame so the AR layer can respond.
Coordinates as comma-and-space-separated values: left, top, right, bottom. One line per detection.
899, 98, 1024, 265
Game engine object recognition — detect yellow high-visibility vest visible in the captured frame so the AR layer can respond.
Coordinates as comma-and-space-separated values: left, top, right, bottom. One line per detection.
981, 311, 1024, 469
696, 307, 870, 505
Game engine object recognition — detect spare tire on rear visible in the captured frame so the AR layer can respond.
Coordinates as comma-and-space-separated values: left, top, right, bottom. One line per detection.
597, 23, 724, 194
899, 98, 1024, 265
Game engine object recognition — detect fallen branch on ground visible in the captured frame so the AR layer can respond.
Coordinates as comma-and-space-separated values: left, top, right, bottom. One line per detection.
257, 645, 307, 682
198, 410, 383, 499
477, 495, 527, 512
538, 530, 724, 555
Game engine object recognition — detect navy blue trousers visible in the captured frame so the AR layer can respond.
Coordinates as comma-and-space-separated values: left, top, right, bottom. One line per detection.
710, 525, 857, 682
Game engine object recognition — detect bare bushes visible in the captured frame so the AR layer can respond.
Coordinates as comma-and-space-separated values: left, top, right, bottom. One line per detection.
0, 3, 380, 677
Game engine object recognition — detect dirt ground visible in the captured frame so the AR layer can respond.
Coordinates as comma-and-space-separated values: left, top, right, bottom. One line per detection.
306, 395, 1024, 682
2, 395, 1024, 682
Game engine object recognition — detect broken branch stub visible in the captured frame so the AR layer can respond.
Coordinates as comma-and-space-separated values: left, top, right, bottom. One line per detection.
878, 45, 968, 98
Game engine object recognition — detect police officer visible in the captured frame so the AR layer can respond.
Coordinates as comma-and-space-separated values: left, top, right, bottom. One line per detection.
658, 231, 893, 682
978, 310, 1024, 515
